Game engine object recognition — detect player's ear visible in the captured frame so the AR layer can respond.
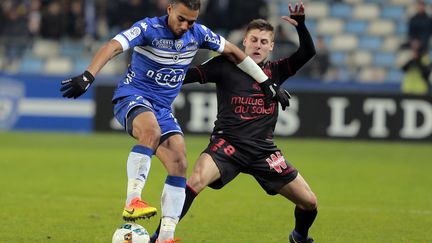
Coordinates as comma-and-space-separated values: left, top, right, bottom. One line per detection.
269, 41, 274, 52
242, 38, 247, 47
167, 4, 173, 15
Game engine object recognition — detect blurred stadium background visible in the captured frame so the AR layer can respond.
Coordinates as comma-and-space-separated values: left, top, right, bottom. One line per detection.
1, 1, 432, 242
1, 0, 432, 81
1, 0, 432, 140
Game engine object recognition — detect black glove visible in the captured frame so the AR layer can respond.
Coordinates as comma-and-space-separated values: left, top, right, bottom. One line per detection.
276, 88, 291, 111
259, 78, 279, 108
60, 71, 95, 99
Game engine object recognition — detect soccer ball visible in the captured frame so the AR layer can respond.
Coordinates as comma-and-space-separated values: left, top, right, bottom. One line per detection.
112, 223, 150, 243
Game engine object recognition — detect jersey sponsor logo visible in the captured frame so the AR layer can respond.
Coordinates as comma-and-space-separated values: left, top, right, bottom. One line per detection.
265, 151, 288, 173
152, 38, 174, 49
146, 68, 185, 88
204, 34, 220, 45
123, 27, 141, 41
200, 25, 208, 32
231, 95, 275, 120
124, 70, 136, 84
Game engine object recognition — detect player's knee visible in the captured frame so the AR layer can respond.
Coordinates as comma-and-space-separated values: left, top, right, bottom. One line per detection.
134, 126, 161, 146
299, 191, 318, 210
176, 156, 188, 174
187, 173, 206, 193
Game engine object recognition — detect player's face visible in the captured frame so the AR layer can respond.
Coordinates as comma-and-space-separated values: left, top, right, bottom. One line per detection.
167, 3, 199, 37
243, 29, 274, 64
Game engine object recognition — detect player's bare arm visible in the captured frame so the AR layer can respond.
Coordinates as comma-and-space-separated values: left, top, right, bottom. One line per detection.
87, 39, 123, 77
220, 40, 247, 64
60, 39, 123, 99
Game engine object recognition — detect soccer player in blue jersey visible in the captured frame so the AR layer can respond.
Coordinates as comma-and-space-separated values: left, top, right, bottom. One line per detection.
60, 0, 288, 242
151, 1, 317, 242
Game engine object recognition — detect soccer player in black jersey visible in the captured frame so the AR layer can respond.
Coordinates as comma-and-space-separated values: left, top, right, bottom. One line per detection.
152, 1, 317, 242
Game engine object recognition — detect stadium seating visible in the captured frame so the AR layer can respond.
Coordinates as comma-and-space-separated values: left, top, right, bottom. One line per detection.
2, 0, 430, 85
330, 52, 347, 67
345, 20, 368, 34
268, 0, 425, 83
358, 36, 382, 50
330, 3, 353, 19
19, 56, 44, 74
44, 56, 73, 75
351, 51, 373, 67
331, 35, 358, 51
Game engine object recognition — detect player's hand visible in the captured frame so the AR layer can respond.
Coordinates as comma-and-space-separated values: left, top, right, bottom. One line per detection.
281, 1, 305, 26
276, 88, 291, 111
259, 79, 279, 108
60, 71, 95, 99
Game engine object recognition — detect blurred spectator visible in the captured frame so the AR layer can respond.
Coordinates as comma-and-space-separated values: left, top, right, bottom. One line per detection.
0, 0, 30, 67
272, 24, 298, 62
401, 39, 431, 95
84, 0, 97, 38
0, 3, 6, 35
107, 0, 149, 31
229, 0, 268, 30
201, 0, 230, 34
67, 0, 85, 38
201, 0, 268, 34
28, 0, 42, 36
40, 1, 66, 39
1, 1, 29, 37
147, 0, 170, 16
407, 0, 432, 52
298, 35, 330, 80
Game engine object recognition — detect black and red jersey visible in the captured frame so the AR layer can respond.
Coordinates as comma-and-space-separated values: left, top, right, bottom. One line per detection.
183, 17, 315, 150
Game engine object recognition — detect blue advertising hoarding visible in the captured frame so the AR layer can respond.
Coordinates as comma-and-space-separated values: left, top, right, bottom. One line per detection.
0, 73, 94, 133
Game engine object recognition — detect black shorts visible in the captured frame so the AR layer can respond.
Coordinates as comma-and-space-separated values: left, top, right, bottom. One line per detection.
204, 136, 298, 195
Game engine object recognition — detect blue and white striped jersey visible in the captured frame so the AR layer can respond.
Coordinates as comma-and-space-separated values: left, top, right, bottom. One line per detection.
112, 15, 226, 108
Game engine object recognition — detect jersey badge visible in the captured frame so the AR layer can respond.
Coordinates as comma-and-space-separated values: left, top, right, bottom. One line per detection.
174, 40, 184, 51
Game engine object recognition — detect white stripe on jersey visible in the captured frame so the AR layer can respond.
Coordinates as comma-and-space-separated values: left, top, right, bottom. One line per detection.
217, 36, 226, 53
134, 46, 198, 65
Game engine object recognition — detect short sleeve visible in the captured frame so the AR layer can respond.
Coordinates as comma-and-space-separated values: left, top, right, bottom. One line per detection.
195, 24, 226, 53
113, 19, 150, 51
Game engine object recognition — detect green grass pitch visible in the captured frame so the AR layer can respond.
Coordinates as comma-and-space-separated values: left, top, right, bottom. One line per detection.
1, 131, 431, 243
